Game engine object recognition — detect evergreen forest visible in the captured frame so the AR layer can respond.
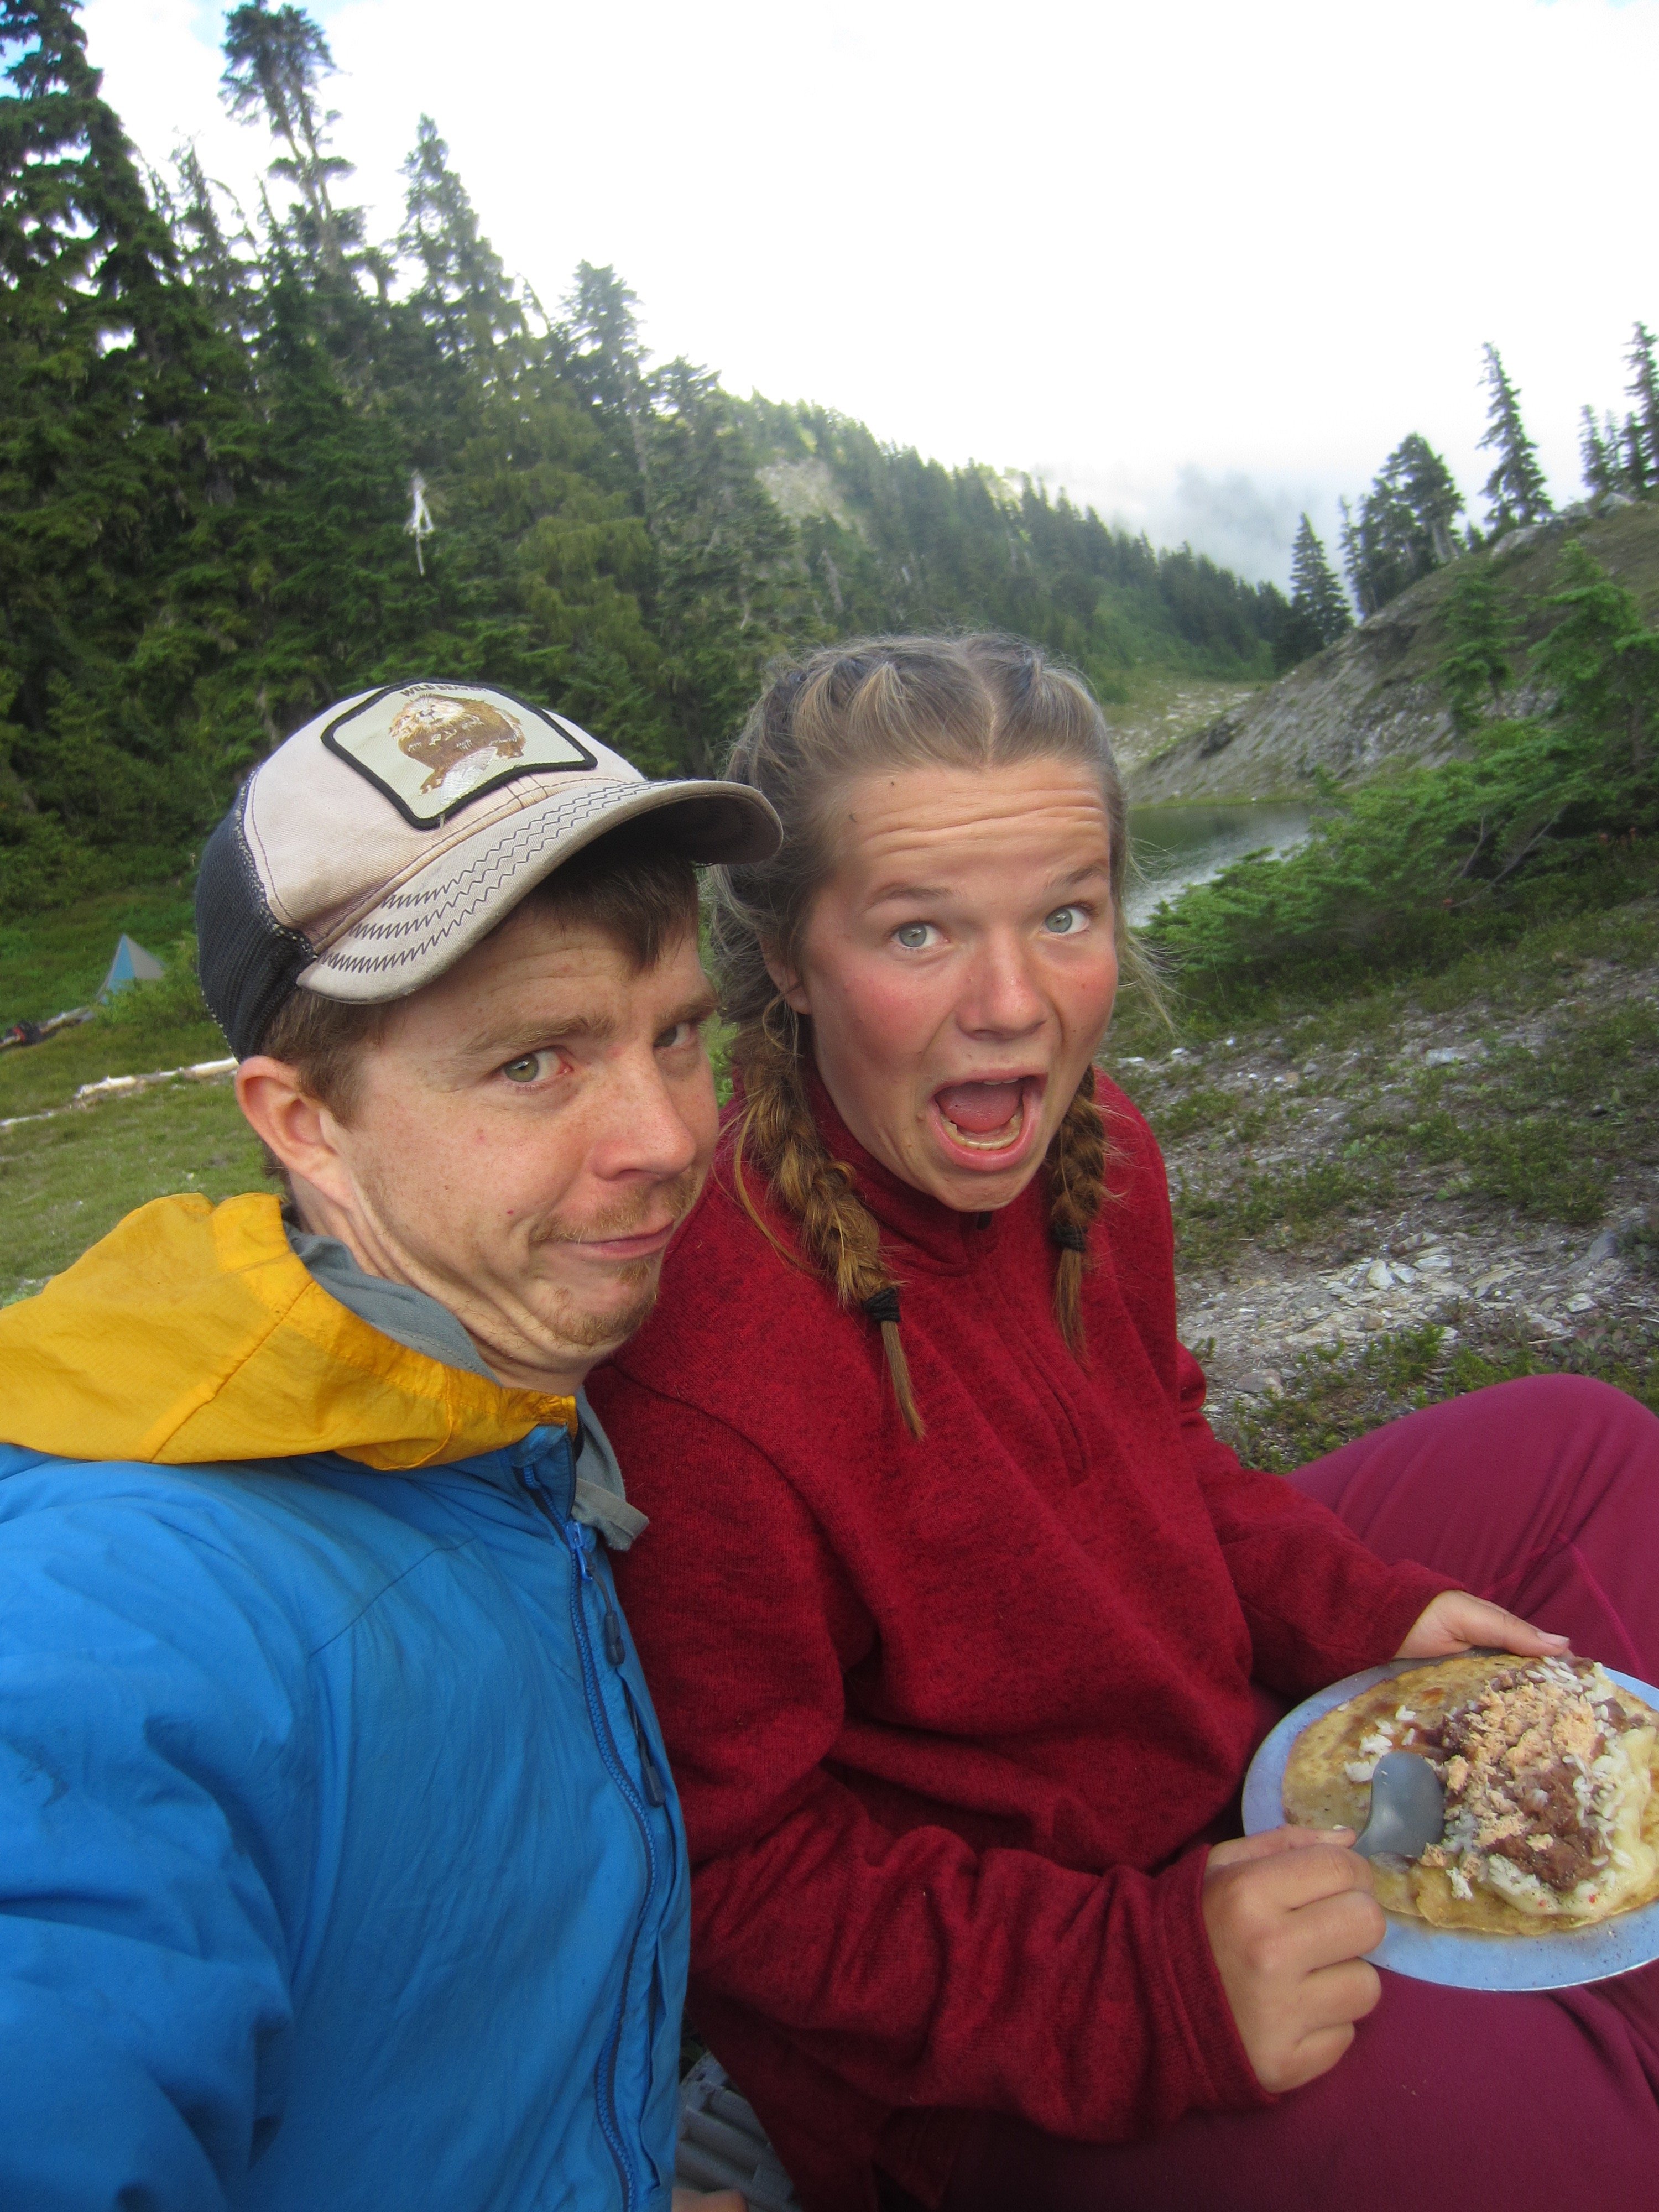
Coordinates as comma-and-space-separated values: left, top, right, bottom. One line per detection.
0, 0, 1292, 921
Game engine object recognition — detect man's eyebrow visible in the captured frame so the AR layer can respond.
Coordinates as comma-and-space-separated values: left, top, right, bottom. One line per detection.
661, 988, 718, 1031
458, 1010, 616, 1058
457, 988, 717, 1060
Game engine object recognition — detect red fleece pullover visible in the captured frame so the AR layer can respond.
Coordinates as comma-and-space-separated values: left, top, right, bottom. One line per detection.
589, 1078, 1453, 2212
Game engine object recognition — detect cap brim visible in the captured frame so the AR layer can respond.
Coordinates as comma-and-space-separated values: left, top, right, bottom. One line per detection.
298, 776, 780, 1004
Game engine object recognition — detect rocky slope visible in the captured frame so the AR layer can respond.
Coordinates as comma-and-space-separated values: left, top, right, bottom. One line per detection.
1128, 495, 1659, 805
1104, 890, 1659, 1458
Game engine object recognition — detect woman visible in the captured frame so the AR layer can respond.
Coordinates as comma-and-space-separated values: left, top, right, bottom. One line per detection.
588, 636, 1659, 2212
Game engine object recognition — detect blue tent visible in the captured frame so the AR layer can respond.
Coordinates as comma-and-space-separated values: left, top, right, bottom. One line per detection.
99, 935, 166, 999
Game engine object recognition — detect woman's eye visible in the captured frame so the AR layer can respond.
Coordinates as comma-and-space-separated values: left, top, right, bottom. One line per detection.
500, 1055, 545, 1084
894, 922, 936, 951
1044, 905, 1089, 936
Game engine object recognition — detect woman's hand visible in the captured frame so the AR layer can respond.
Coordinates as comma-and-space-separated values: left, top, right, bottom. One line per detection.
672, 2192, 748, 2211
1201, 1827, 1385, 2093
1397, 1590, 1571, 1660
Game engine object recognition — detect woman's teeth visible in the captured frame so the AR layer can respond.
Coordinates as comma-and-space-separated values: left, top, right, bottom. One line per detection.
935, 1080, 1028, 1151
944, 1106, 1024, 1150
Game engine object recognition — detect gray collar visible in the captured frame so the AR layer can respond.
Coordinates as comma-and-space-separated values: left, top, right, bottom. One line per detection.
284, 1215, 646, 1548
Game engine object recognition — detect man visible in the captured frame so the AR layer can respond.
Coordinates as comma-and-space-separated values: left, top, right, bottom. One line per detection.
0, 681, 779, 2209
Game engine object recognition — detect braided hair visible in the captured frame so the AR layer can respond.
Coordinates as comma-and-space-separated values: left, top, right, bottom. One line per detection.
714, 635, 1157, 1438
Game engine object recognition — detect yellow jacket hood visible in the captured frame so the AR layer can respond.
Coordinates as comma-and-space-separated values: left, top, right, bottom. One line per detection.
0, 1192, 575, 1470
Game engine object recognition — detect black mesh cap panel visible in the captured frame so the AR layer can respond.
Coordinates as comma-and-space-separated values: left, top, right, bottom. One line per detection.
195, 791, 316, 1060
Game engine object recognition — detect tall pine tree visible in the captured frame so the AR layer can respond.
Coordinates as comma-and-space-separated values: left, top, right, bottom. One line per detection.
1277, 514, 1351, 667
1339, 435, 1464, 615
399, 117, 526, 377
1580, 404, 1616, 497
1626, 321, 1659, 483
220, 0, 389, 406
0, 0, 253, 890
1478, 343, 1552, 535
1392, 434, 1464, 566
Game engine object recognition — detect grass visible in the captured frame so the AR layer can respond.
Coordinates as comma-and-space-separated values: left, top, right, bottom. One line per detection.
1217, 1303, 1659, 1473
0, 1010, 229, 1120
1109, 882, 1659, 1261
0, 936, 249, 1302
0, 1081, 265, 1303
0, 884, 197, 1027
1171, 1157, 1389, 1270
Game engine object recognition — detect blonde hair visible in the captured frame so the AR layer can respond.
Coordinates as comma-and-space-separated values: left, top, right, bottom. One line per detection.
712, 633, 1151, 1439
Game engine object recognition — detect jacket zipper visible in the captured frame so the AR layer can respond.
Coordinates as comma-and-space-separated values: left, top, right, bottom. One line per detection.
520, 1457, 662, 2212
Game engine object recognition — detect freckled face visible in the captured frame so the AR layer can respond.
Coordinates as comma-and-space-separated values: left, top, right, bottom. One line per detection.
775, 760, 1120, 1213
324, 907, 719, 1391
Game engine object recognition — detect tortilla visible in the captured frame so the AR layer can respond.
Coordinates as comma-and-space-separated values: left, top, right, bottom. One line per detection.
1282, 1655, 1659, 1934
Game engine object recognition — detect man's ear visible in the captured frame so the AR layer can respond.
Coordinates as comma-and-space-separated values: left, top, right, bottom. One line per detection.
761, 942, 811, 1016
234, 1058, 356, 1209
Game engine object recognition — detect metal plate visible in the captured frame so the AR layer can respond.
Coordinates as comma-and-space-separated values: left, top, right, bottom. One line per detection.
1243, 1658, 1659, 1990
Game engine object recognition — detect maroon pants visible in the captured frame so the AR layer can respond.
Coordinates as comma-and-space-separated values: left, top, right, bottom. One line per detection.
927, 1376, 1659, 2212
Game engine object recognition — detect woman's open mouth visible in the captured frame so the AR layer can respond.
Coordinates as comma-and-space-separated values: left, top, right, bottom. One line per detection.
928, 1077, 1046, 1167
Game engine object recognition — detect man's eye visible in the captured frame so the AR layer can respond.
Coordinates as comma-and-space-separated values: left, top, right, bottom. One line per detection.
500, 1055, 544, 1084
1044, 906, 1089, 936
656, 1020, 702, 1051
894, 922, 935, 951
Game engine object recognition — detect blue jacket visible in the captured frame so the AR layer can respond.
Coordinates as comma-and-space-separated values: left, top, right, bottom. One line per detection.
0, 1192, 688, 2208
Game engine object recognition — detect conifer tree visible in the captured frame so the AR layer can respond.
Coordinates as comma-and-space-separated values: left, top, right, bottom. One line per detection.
1338, 435, 1464, 617
1277, 514, 1351, 667
1337, 495, 1371, 615
1533, 541, 1659, 773
0, 0, 252, 874
1580, 404, 1615, 497
1437, 562, 1516, 734
168, 143, 259, 341
1392, 434, 1464, 567
648, 359, 805, 772
1622, 415, 1652, 497
399, 117, 525, 375
1478, 343, 1552, 534
1606, 409, 1625, 486
1626, 321, 1659, 482
220, 3, 385, 302
564, 262, 655, 498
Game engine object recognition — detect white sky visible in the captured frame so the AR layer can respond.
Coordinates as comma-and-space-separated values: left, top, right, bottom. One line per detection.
81, 0, 1659, 586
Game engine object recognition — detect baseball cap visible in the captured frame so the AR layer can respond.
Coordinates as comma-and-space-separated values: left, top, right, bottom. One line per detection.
196, 680, 781, 1059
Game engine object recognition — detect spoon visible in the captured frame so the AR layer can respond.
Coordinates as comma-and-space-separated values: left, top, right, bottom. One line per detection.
1353, 1751, 1446, 1860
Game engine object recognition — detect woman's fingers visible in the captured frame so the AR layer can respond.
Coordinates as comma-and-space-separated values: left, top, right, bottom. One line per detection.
1297, 1954, 1385, 2034
1201, 1840, 1385, 2093
1276, 2021, 1358, 2092
1397, 1589, 1571, 1659
1206, 1825, 1355, 1872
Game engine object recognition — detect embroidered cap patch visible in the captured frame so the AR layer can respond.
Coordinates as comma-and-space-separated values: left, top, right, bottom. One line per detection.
321, 682, 596, 827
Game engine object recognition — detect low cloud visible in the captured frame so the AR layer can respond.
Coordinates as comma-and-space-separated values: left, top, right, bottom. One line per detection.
1040, 460, 1333, 589
1145, 468, 1303, 585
